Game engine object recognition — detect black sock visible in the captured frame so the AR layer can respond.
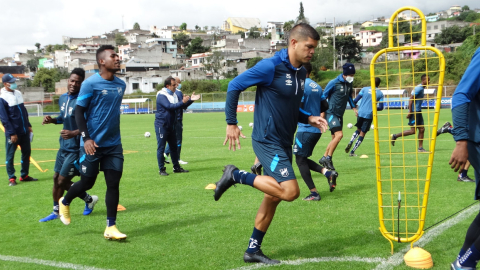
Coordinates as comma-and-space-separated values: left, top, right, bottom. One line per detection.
462, 212, 480, 251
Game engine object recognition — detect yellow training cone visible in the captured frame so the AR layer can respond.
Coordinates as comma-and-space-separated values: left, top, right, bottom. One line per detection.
117, 204, 126, 211
205, 184, 216, 190
360, 155, 369, 158
404, 247, 433, 269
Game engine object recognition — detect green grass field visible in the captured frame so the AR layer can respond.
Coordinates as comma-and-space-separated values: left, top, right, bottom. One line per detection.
0, 109, 476, 270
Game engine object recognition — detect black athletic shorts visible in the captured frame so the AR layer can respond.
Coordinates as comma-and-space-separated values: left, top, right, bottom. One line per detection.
54, 149, 80, 177
252, 140, 296, 182
408, 112, 424, 127
355, 117, 373, 133
294, 132, 322, 158
326, 113, 343, 134
78, 144, 124, 177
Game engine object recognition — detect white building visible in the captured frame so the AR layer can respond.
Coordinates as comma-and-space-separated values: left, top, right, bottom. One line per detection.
355, 31, 383, 47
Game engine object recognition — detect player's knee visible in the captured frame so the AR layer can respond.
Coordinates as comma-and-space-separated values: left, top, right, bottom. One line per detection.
283, 189, 300, 202
419, 127, 425, 133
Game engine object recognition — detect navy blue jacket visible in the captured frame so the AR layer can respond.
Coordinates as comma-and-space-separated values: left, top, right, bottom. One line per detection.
0, 88, 31, 137
226, 49, 311, 148
174, 90, 193, 122
155, 88, 188, 130
452, 47, 480, 143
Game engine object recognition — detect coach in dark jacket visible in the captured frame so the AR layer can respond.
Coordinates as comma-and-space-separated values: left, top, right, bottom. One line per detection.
0, 73, 37, 186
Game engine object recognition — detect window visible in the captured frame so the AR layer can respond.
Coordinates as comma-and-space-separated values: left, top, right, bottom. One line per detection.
427, 26, 431, 30
428, 34, 431, 38
441, 24, 445, 29
434, 25, 438, 30
132, 83, 139, 89
372, 38, 376, 43
188, 72, 191, 76
194, 59, 198, 64
170, 49, 174, 52
153, 83, 158, 88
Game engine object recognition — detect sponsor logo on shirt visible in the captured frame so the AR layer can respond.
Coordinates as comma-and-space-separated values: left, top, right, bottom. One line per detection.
102, 89, 108, 96
309, 82, 318, 88
280, 168, 289, 177
117, 87, 123, 96
68, 107, 73, 115
286, 79, 293, 86
300, 79, 305, 90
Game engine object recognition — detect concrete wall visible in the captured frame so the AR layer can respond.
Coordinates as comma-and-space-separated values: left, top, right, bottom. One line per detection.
169, 70, 207, 81
122, 76, 165, 94
241, 39, 270, 50
21, 87, 44, 102
129, 47, 177, 65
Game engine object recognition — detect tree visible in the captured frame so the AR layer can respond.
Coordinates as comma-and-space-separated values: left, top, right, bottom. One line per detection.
462, 5, 470, 11
328, 35, 362, 62
195, 25, 200, 31
133, 22, 140, 30
211, 26, 216, 30
45, 45, 54, 53
26, 58, 40, 72
31, 67, 70, 92
174, 32, 191, 49
266, 33, 272, 39
311, 46, 334, 75
35, 43, 41, 50
296, 2, 309, 24
237, 31, 246, 39
283, 20, 295, 32
434, 25, 471, 44
184, 37, 210, 57
204, 51, 223, 80
465, 12, 480, 22
180, 23, 187, 31
248, 27, 260, 39
247, 57, 263, 69
115, 33, 128, 46
204, 26, 208, 31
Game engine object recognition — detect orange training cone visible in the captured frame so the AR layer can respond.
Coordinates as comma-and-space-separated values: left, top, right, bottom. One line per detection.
404, 247, 433, 269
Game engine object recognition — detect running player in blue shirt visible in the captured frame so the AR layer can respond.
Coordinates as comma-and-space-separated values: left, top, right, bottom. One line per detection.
59, 45, 127, 240
448, 47, 480, 270
345, 77, 384, 156
294, 62, 338, 201
391, 74, 429, 152
39, 68, 98, 222
214, 24, 327, 264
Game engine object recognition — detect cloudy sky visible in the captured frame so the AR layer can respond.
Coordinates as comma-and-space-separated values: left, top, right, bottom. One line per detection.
1, 0, 478, 58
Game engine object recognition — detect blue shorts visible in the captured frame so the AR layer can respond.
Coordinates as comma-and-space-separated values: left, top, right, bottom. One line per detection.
408, 112, 424, 127
355, 117, 372, 133
252, 140, 296, 182
78, 144, 124, 177
54, 150, 80, 178
326, 113, 343, 134
294, 132, 321, 158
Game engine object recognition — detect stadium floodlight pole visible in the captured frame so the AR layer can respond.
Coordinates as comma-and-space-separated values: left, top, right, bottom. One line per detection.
333, 17, 336, 70
398, 191, 401, 243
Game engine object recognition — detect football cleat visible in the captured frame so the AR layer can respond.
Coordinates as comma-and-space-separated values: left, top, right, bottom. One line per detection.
450, 259, 476, 270
39, 212, 59, 222
349, 152, 357, 157
83, 195, 99, 215
391, 134, 397, 146
173, 167, 189, 173
159, 167, 169, 176
319, 156, 327, 167
104, 225, 127, 240
178, 160, 188, 165
327, 171, 339, 192
20, 175, 38, 182
437, 121, 453, 136
214, 165, 238, 201
458, 175, 475, 182
8, 178, 17, 186
243, 249, 280, 264
164, 153, 170, 164
324, 158, 335, 170
250, 162, 263, 175
418, 148, 427, 153
345, 143, 353, 153
303, 193, 321, 201
59, 197, 71, 225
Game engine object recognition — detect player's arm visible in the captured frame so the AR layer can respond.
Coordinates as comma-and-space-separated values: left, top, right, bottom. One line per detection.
19, 103, 32, 132
224, 60, 274, 151
350, 89, 357, 116
321, 80, 336, 100
377, 94, 385, 111
406, 93, 415, 118
319, 88, 328, 114
450, 48, 480, 172
0, 99, 15, 138
75, 81, 97, 155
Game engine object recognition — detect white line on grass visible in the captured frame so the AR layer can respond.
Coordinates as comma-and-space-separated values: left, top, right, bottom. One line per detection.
231, 256, 384, 270
0, 254, 114, 270
374, 203, 478, 270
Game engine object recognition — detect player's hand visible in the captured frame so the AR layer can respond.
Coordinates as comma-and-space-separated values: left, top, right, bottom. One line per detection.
449, 140, 468, 172
224, 125, 243, 151
84, 139, 98, 155
42, 116, 55, 125
10, 135, 18, 144
190, 92, 200, 101
353, 107, 358, 117
308, 116, 329, 133
28, 127, 33, 133
182, 95, 190, 103
406, 113, 411, 119
60, 130, 79, 140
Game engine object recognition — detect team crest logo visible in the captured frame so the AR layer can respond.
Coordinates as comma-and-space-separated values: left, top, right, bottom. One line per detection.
286, 74, 291, 79
68, 107, 73, 115
280, 168, 289, 177
300, 79, 305, 90
340, 86, 344, 92
117, 87, 123, 96
82, 165, 87, 173
332, 121, 336, 125
293, 145, 298, 153
160, 134, 163, 138
102, 89, 108, 95
286, 79, 293, 86
61, 102, 65, 111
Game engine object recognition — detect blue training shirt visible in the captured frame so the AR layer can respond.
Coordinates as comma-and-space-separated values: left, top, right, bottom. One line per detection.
56, 93, 80, 152
297, 78, 324, 134
225, 49, 311, 148
76, 73, 126, 147
451, 47, 480, 143
411, 84, 424, 112
357, 87, 384, 119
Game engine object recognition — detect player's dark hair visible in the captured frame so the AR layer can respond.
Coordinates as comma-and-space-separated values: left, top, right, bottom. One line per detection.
421, 74, 427, 80
375, 77, 381, 87
303, 62, 313, 76
289, 23, 320, 42
71, 68, 85, 80
96, 45, 115, 66
164, 76, 175, 87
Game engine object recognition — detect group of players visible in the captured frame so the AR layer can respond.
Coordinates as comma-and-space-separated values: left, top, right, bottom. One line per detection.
1, 22, 479, 268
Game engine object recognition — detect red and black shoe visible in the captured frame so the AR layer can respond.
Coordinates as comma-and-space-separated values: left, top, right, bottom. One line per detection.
8, 178, 17, 186
20, 175, 38, 182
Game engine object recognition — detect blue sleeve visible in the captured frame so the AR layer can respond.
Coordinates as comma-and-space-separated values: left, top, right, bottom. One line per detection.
412, 86, 422, 97
0, 99, 14, 136
77, 81, 93, 108
157, 95, 184, 111
322, 80, 336, 100
56, 96, 64, 124
226, 59, 275, 125
348, 96, 355, 109
353, 92, 363, 105
298, 108, 311, 124
451, 48, 480, 141
377, 93, 385, 111
319, 87, 326, 101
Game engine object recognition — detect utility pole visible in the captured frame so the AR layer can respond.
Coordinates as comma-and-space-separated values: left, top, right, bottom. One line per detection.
333, 17, 336, 71
340, 46, 343, 66
122, 15, 124, 30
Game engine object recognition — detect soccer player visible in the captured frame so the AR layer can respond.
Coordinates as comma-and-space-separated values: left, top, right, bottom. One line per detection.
164, 77, 194, 165
448, 47, 480, 270
39, 68, 98, 222
294, 62, 338, 201
215, 23, 326, 264
345, 77, 384, 157
437, 122, 474, 182
391, 75, 429, 152
156, 76, 198, 175
318, 63, 357, 170
0, 73, 37, 186
58, 45, 127, 240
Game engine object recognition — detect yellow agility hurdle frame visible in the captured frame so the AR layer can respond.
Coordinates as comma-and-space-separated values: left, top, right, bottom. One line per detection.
370, 7, 445, 252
